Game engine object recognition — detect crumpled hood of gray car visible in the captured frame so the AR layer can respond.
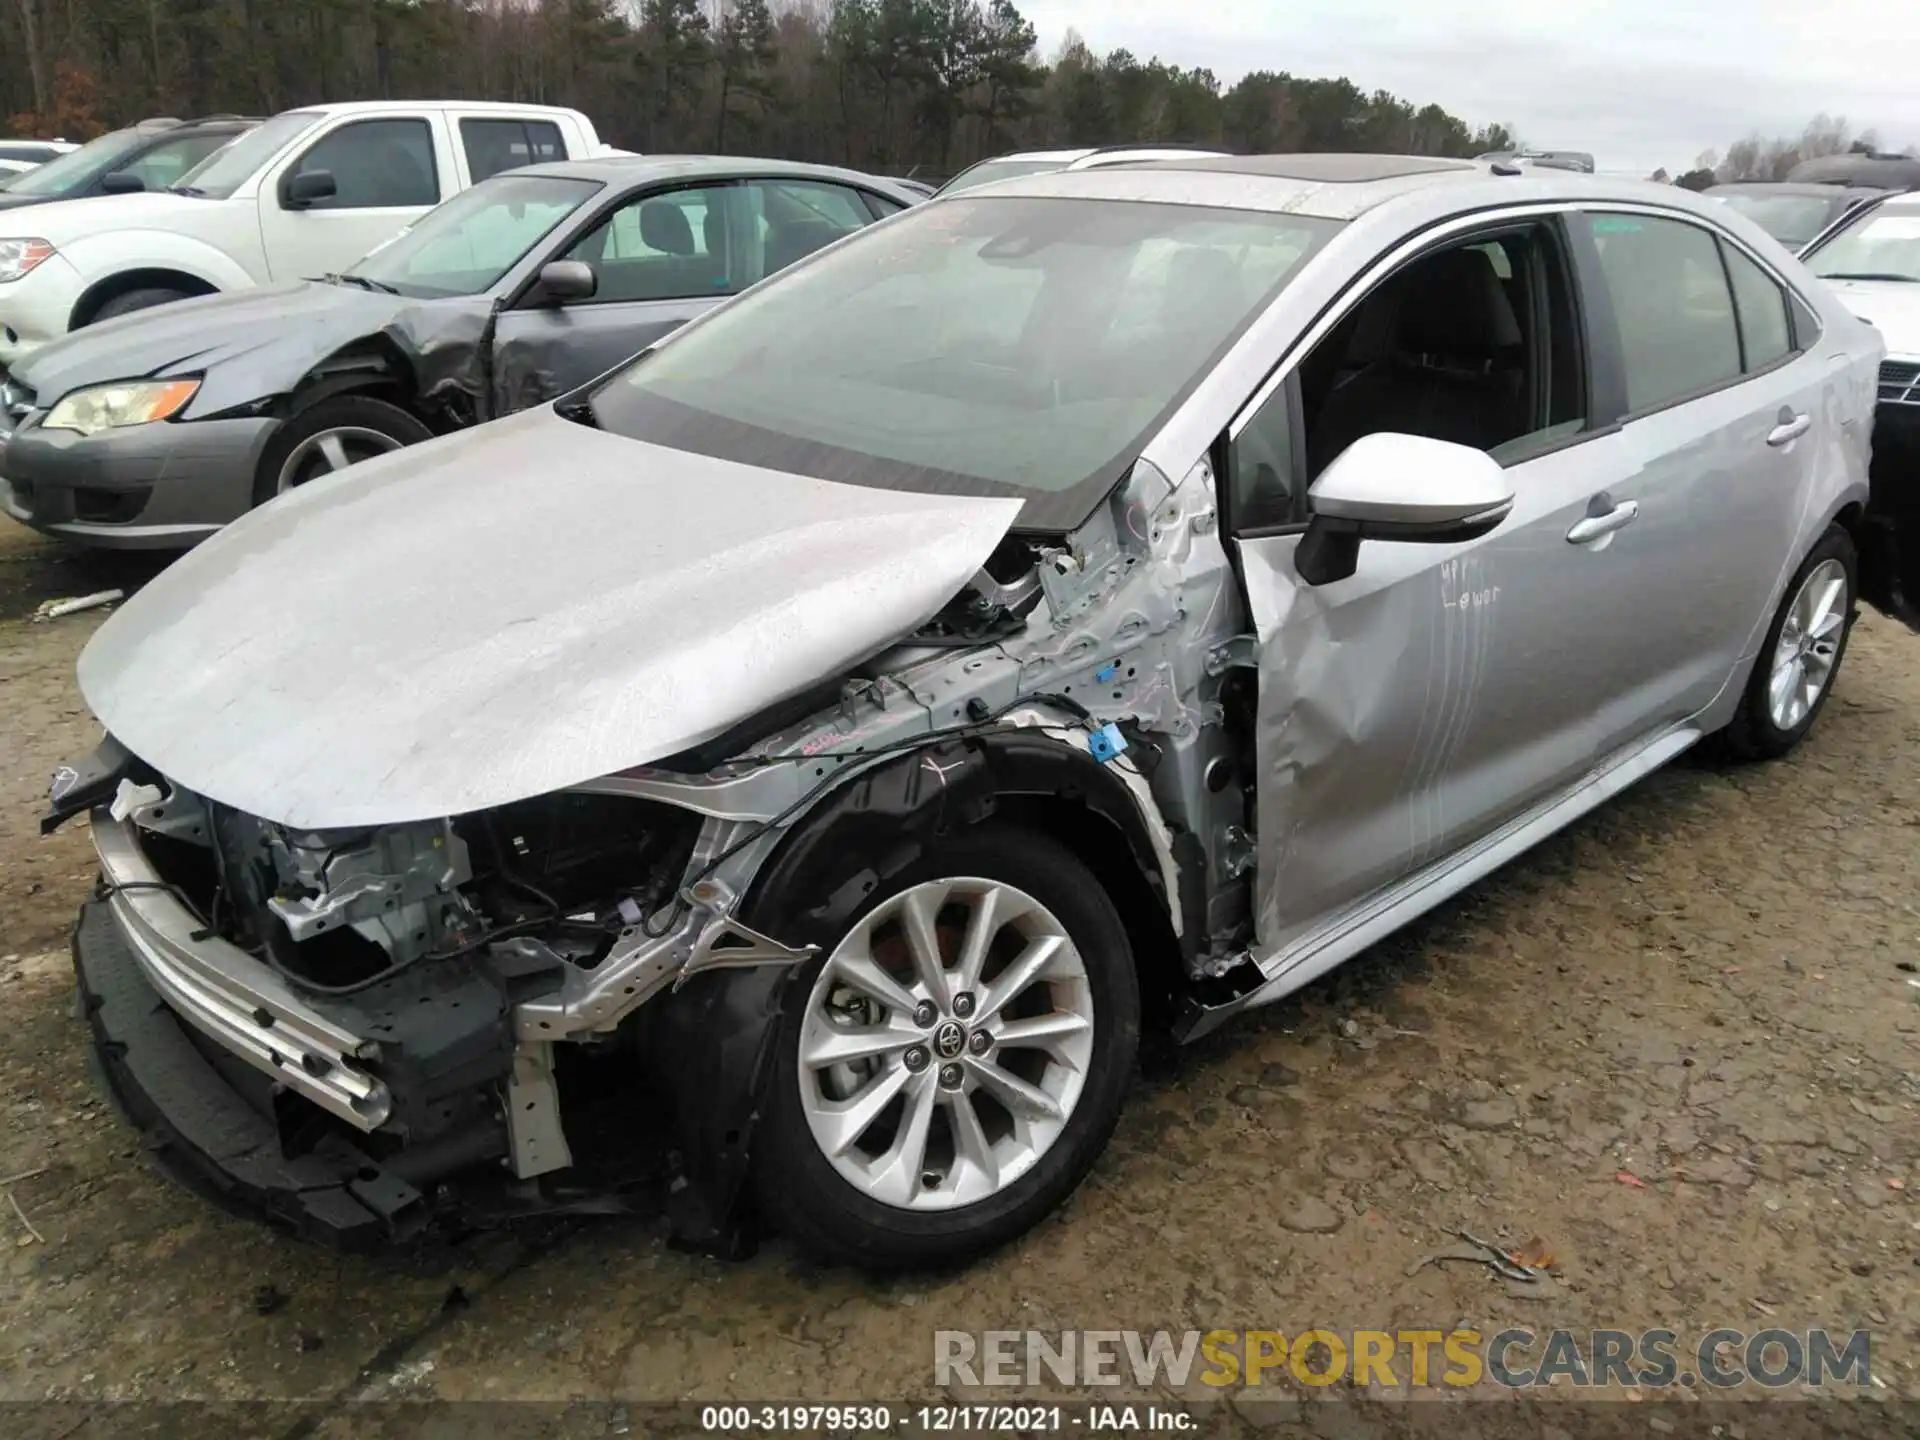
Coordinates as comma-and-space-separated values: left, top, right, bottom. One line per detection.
77, 406, 1024, 830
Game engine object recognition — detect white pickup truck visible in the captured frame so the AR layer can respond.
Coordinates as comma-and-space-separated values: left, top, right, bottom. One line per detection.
0, 100, 609, 365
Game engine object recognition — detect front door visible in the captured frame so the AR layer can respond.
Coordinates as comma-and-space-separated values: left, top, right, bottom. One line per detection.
1230, 217, 1656, 955
257, 116, 447, 282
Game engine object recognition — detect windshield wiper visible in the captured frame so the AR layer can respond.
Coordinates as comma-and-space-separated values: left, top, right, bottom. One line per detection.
168, 185, 207, 197
321, 272, 401, 294
1817, 271, 1917, 283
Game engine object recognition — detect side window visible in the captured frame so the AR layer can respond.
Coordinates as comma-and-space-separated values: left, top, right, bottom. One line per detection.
745, 180, 872, 282
1257, 221, 1587, 503
461, 119, 566, 183
1722, 243, 1794, 372
1588, 213, 1741, 412
118, 132, 234, 191
286, 118, 438, 210
1227, 379, 1300, 532
560, 184, 732, 303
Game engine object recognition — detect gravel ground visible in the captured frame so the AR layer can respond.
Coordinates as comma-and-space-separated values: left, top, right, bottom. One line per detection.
0, 518, 1915, 1436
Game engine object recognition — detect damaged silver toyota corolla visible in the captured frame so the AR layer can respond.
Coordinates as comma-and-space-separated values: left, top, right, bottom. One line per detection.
49, 154, 1906, 1268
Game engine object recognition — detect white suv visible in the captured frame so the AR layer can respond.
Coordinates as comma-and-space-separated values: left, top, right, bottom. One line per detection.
0, 101, 608, 364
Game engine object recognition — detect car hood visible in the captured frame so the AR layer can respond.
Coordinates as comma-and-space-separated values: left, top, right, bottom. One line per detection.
12, 281, 430, 407
1824, 279, 1920, 355
77, 406, 1024, 830
0, 188, 224, 244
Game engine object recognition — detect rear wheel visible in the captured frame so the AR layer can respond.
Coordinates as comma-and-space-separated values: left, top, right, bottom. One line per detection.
251, 395, 432, 508
1722, 525, 1856, 760
753, 825, 1139, 1270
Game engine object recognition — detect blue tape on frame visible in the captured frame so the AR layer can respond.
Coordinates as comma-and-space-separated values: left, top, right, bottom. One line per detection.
1088, 723, 1127, 764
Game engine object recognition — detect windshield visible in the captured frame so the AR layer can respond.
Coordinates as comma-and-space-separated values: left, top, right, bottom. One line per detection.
938, 158, 1078, 195
587, 195, 1339, 531
171, 110, 321, 198
1712, 192, 1838, 249
2, 127, 148, 197
1806, 204, 1920, 283
345, 174, 601, 297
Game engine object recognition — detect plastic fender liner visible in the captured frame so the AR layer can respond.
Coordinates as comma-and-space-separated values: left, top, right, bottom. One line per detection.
644, 730, 1172, 1253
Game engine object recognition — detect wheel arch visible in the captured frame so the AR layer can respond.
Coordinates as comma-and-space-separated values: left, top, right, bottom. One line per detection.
740, 730, 1183, 1010
277, 337, 437, 428
69, 267, 219, 329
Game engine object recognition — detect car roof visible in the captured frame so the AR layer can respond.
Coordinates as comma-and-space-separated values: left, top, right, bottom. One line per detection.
288, 99, 587, 119
496, 154, 915, 191
970, 154, 1748, 224
1707, 181, 1885, 199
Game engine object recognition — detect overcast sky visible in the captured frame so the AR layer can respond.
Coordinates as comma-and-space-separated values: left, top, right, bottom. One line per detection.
1017, 0, 1920, 176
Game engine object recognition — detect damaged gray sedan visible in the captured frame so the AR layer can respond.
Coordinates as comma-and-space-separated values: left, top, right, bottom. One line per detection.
1, 155, 915, 547
49, 154, 1907, 1268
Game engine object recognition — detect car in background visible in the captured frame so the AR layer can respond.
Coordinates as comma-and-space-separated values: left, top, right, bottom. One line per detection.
48, 154, 1904, 1268
0, 116, 260, 214
0, 157, 920, 548
0, 160, 39, 184
0, 100, 610, 363
1800, 190, 1920, 627
0, 139, 77, 167
1706, 181, 1888, 254
1787, 151, 1920, 190
1475, 148, 1596, 174
935, 144, 1232, 194
886, 176, 937, 199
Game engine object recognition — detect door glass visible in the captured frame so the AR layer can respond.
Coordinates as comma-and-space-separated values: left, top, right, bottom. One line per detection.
1722, 243, 1794, 371
460, 119, 566, 183
116, 132, 237, 192
286, 118, 438, 210
742, 180, 874, 282
560, 185, 733, 302
1228, 382, 1298, 531
1290, 225, 1586, 481
1588, 213, 1742, 412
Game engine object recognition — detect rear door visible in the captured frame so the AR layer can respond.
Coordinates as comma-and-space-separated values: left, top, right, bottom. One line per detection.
1575, 209, 1841, 704
257, 114, 450, 280
489, 176, 886, 413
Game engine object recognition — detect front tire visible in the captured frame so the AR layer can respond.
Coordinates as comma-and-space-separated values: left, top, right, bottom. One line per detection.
251, 395, 432, 508
1722, 525, 1857, 760
85, 286, 196, 326
752, 825, 1140, 1270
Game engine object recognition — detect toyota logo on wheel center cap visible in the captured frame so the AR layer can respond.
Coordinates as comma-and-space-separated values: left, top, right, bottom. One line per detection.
933, 1020, 967, 1060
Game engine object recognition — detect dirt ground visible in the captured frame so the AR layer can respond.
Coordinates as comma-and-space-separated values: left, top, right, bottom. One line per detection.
0, 515, 1916, 1435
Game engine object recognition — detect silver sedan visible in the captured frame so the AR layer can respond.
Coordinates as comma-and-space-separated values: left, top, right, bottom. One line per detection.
52, 152, 1901, 1268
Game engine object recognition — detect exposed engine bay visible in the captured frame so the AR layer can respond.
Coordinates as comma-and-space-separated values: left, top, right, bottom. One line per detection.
56, 451, 1271, 1253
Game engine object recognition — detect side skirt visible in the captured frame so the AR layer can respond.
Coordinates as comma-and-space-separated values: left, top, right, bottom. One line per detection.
1175, 722, 1703, 1042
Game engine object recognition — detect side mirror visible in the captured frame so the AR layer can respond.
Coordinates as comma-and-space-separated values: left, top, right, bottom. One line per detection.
99, 170, 145, 195
533, 259, 596, 305
282, 169, 337, 208
1294, 432, 1515, 587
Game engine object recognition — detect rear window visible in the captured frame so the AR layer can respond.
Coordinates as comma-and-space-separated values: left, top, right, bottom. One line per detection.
587, 195, 1339, 531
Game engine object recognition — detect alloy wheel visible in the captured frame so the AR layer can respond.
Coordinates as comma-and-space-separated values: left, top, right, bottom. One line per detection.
796, 877, 1095, 1211
1767, 558, 1848, 731
275, 425, 407, 495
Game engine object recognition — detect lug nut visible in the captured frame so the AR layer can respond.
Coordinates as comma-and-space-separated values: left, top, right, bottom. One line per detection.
912, 1000, 937, 1028
968, 1029, 992, 1056
905, 1046, 929, 1072
938, 1062, 964, 1089
952, 991, 976, 1019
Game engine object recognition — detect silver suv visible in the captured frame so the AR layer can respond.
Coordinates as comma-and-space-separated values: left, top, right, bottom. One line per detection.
53, 153, 1900, 1269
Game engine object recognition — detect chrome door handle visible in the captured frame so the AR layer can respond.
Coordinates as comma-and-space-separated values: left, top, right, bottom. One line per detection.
1566, 500, 1639, 544
1767, 413, 1811, 447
